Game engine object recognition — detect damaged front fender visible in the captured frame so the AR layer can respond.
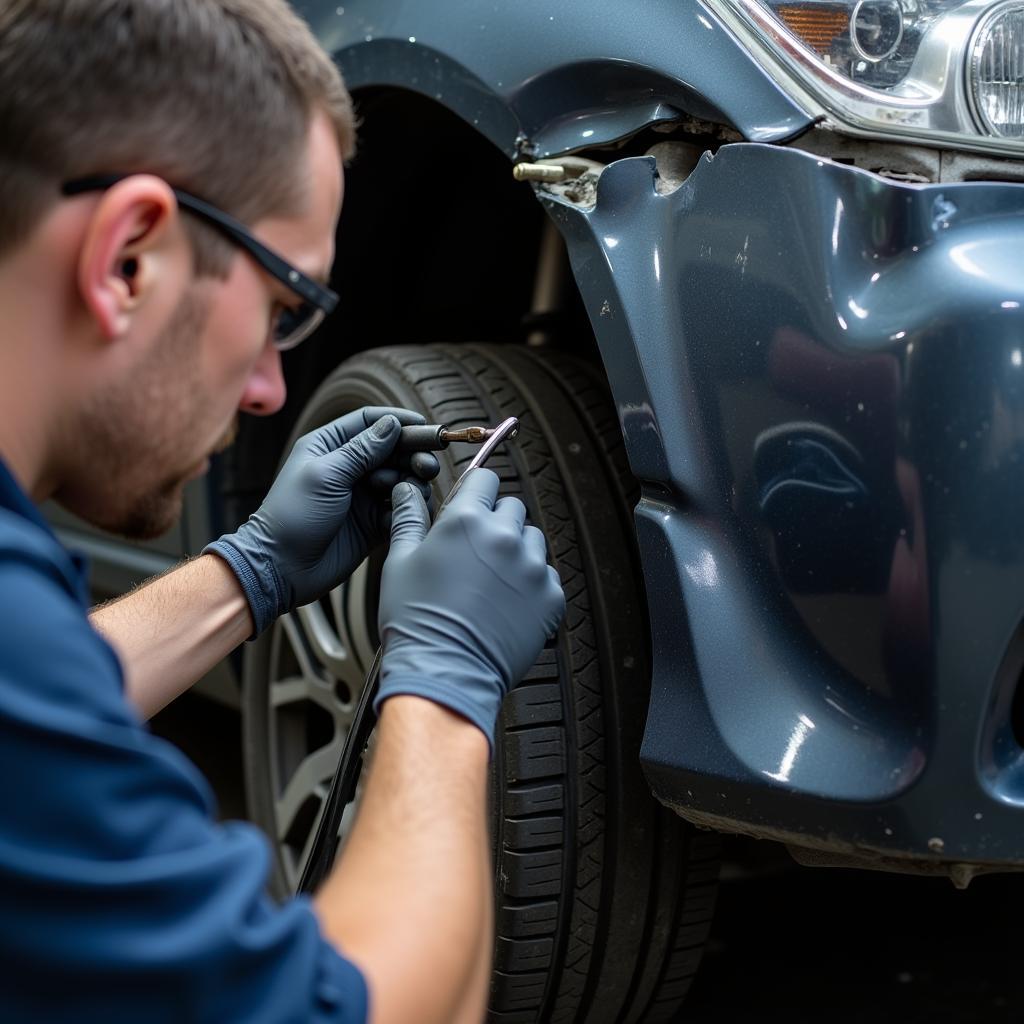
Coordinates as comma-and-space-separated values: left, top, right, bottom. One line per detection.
542, 143, 1024, 867
295, 0, 813, 156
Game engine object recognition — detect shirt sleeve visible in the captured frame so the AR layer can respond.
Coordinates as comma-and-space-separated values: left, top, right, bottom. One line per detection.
0, 557, 368, 1024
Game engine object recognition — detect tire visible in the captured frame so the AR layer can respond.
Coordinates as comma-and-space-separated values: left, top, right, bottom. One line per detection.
242, 343, 720, 1023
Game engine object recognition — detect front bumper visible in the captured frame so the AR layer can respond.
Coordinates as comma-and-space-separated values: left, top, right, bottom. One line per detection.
544, 142, 1024, 869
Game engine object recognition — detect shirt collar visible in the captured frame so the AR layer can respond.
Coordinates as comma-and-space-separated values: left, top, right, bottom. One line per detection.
0, 456, 56, 537
0, 456, 91, 604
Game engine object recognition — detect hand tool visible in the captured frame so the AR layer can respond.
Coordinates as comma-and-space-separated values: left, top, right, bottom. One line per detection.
297, 416, 521, 895
397, 423, 504, 452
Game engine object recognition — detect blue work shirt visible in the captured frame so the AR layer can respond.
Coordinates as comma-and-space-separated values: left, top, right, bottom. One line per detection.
0, 459, 368, 1023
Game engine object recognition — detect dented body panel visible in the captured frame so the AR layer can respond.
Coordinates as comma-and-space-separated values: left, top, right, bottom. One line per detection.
544, 144, 1024, 864
298, 0, 1024, 867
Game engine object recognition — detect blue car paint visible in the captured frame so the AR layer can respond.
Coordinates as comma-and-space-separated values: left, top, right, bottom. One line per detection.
292, 0, 814, 156
298, 1, 1024, 865
548, 145, 1024, 863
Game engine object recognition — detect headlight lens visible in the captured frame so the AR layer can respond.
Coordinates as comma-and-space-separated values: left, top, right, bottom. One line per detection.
850, 0, 905, 66
702, 0, 1024, 154
970, 2, 1024, 137
769, 0, 949, 89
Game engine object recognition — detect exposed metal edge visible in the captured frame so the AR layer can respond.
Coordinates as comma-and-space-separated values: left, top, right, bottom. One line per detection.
657, 797, 1021, 883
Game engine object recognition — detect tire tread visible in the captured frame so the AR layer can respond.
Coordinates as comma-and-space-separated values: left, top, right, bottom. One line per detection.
243, 343, 720, 1023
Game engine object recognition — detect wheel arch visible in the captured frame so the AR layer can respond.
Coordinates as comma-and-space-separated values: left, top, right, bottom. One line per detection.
293, 1, 814, 152
221, 87, 572, 526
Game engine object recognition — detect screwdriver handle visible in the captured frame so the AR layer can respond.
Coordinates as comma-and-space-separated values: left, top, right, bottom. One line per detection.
397, 423, 448, 452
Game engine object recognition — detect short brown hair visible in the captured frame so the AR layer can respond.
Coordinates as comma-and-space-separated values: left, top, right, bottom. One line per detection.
0, 0, 355, 274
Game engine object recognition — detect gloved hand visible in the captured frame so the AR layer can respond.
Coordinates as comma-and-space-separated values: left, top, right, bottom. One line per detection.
205, 407, 439, 636
374, 469, 566, 752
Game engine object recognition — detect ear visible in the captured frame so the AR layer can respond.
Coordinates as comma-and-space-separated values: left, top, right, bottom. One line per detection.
76, 175, 182, 340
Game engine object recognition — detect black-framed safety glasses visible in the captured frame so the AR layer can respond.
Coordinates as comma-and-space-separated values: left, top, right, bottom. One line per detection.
61, 174, 339, 351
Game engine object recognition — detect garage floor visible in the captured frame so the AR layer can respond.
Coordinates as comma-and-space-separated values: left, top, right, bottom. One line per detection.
154, 693, 1021, 1023
686, 837, 1018, 1023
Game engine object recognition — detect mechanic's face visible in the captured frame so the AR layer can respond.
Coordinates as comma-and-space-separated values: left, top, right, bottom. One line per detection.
69, 113, 343, 538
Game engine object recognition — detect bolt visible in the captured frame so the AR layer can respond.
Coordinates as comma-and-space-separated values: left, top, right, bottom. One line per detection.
513, 162, 568, 183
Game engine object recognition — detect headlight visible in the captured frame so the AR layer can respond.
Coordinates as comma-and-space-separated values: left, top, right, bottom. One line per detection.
969, 2, 1024, 138
702, 0, 1024, 154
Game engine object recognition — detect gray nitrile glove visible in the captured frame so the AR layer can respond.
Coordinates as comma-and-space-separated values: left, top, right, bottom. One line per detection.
374, 469, 566, 751
205, 407, 439, 636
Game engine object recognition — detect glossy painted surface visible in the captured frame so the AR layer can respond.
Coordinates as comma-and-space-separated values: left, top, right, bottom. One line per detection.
544, 144, 1024, 861
295, 0, 813, 157
296, 0, 1024, 863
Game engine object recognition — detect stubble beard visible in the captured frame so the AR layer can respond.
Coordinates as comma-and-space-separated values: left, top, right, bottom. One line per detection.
56, 289, 216, 540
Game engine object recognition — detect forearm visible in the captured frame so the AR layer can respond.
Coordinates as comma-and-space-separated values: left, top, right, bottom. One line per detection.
90, 554, 253, 718
453, 822, 495, 1024
313, 696, 492, 1024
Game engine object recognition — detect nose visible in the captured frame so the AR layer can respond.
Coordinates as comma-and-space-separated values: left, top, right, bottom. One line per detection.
238, 341, 287, 416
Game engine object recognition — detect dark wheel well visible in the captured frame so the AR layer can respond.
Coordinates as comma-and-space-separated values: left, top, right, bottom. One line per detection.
220, 87, 594, 529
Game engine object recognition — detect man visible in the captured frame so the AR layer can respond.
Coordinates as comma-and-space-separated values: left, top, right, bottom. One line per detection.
0, 2, 565, 1022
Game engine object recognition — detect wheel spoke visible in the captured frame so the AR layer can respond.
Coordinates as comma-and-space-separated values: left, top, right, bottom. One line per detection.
341, 559, 377, 673
274, 740, 343, 843
279, 612, 330, 686
291, 783, 330, 883
329, 583, 347, 647
284, 774, 360, 889
295, 598, 364, 693
262, 543, 377, 890
268, 673, 341, 717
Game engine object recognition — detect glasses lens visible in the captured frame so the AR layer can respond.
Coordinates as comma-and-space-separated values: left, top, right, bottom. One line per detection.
273, 303, 326, 351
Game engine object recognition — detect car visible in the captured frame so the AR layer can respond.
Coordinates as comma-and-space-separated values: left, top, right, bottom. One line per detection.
50, 0, 1024, 1019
